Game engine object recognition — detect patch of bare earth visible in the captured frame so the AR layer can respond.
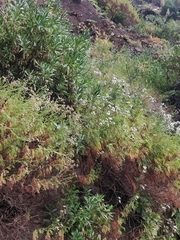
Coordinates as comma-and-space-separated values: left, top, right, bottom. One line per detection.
0, 185, 63, 240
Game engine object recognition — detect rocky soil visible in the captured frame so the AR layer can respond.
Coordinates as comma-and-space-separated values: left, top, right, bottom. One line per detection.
58, 0, 163, 52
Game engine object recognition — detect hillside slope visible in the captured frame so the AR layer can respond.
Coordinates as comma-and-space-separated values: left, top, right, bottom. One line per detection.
0, 0, 180, 240
59, 0, 158, 51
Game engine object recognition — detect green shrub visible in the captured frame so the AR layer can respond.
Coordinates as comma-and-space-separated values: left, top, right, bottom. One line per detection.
115, 192, 179, 239
96, 0, 139, 26
157, 45, 180, 88
154, 19, 180, 44
161, 0, 180, 16
0, 2, 180, 239
110, 46, 179, 93
0, 82, 80, 192
64, 187, 113, 239
34, 187, 113, 239
136, 196, 178, 240
77, 40, 180, 172
0, 0, 90, 104
125, 49, 174, 92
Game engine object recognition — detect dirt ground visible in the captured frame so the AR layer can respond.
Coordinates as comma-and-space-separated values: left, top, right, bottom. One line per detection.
59, 0, 165, 54
59, 0, 150, 51
0, 185, 60, 240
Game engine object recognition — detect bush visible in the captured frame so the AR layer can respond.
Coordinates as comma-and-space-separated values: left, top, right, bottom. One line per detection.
78, 39, 180, 168
161, 0, 180, 16
0, 2, 180, 239
33, 187, 113, 239
160, 45, 180, 80
96, 0, 139, 26
0, 82, 80, 192
0, 0, 90, 104
154, 19, 180, 44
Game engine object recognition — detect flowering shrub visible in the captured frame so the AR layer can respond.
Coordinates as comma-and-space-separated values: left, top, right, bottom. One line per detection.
79, 40, 180, 169
0, 83, 80, 192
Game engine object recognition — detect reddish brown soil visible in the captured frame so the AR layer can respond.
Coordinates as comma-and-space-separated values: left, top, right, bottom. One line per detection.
60, 0, 103, 25
59, 0, 150, 50
59, 0, 165, 54
0, 185, 63, 240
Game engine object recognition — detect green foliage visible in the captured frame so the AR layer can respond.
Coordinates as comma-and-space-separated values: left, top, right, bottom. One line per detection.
64, 187, 113, 239
79, 40, 180, 167
0, 82, 80, 192
115, 46, 180, 92
96, 0, 139, 26
0, 0, 89, 103
136, 196, 175, 240
158, 45, 180, 86
117, 194, 179, 240
137, 197, 162, 239
161, 0, 180, 15
173, 209, 180, 234
34, 187, 113, 239
0, 1, 180, 239
88, 0, 103, 13
154, 19, 180, 44
117, 193, 140, 234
